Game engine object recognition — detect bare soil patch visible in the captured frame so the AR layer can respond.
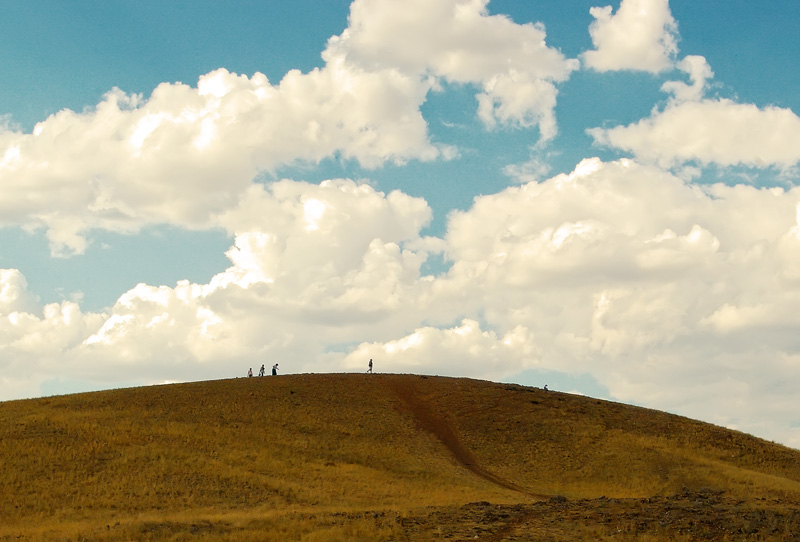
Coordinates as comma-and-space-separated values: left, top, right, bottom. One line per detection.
389, 377, 545, 498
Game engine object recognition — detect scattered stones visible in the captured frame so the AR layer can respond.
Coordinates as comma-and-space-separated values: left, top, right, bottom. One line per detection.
398, 490, 800, 540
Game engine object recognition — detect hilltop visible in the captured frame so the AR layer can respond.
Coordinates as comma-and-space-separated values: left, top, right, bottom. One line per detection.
1, 374, 799, 540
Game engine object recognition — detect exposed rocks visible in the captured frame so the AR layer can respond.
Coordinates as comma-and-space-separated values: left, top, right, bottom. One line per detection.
398, 489, 800, 541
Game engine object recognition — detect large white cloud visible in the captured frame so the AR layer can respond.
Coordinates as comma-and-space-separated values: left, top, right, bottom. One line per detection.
0, 0, 576, 257
588, 52, 800, 172
582, 0, 678, 73
442, 157, 800, 338
589, 98, 800, 170
0, 66, 441, 256
328, 0, 578, 138
0, 269, 106, 398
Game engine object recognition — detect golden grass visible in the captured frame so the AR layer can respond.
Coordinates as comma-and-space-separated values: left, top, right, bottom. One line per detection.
1, 373, 799, 540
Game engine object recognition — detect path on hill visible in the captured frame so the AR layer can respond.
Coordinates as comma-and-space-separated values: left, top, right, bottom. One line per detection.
389, 377, 545, 499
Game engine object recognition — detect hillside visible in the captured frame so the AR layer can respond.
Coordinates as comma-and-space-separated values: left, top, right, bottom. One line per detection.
1, 374, 799, 540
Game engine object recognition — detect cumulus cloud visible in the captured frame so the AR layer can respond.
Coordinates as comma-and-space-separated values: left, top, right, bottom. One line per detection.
0, 0, 576, 257
588, 51, 800, 171
212, 179, 437, 310
503, 155, 553, 184
588, 99, 800, 170
0, 66, 441, 256
0, 269, 41, 315
661, 55, 714, 103
582, 0, 678, 73
0, 269, 106, 398
328, 0, 578, 138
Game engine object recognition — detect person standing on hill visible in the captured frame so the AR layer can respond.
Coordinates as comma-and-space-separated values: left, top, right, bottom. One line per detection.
272, 363, 279, 376
368, 358, 373, 373
248, 368, 253, 378
259, 364, 265, 377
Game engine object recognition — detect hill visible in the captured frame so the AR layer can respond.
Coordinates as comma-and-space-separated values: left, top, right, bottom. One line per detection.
1, 374, 799, 540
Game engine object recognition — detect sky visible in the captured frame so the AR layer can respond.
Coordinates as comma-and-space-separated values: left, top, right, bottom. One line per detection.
1, 0, 800, 447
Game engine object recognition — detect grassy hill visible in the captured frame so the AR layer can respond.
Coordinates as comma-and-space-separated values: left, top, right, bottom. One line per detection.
1, 374, 800, 540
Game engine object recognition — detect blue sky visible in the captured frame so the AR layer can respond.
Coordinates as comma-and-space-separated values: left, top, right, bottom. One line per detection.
1, 0, 800, 447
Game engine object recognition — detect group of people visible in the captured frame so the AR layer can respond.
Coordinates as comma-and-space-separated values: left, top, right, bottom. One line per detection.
246, 359, 375, 377
248, 363, 279, 377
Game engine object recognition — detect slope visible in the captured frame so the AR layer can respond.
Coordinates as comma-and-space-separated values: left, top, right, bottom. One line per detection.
1, 373, 799, 540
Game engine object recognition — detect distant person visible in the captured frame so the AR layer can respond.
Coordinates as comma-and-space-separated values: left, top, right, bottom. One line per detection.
272, 363, 279, 376
259, 364, 265, 377
543, 384, 548, 392
368, 359, 373, 373
248, 368, 253, 378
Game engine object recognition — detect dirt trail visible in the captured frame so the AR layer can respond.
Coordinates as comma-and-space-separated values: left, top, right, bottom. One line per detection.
389, 377, 544, 499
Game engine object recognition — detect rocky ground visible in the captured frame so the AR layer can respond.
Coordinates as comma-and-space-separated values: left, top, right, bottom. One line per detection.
398, 489, 800, 541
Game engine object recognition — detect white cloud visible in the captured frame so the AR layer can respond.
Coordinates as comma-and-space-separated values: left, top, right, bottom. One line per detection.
476, 74, 560, 138
582, 0, 678, 73
0, 269, 40, 315
588, 98, 800, 170
213, 179, 435, 305
0, 269, 107, 398
661, 55, 714, 103
588, 51, 800, 172
329, 0, 578, 138
503, 155, 553, 184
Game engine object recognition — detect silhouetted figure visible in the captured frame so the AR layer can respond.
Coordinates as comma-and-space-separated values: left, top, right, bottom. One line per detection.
248, 368, 253, 378
259, 364, 265, 377
272, 363, 279, 376
368, 359, 373, 373
543, 384, 548, 392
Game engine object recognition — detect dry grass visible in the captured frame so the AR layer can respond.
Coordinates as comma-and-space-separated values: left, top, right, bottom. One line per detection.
1, 373, 799, 540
